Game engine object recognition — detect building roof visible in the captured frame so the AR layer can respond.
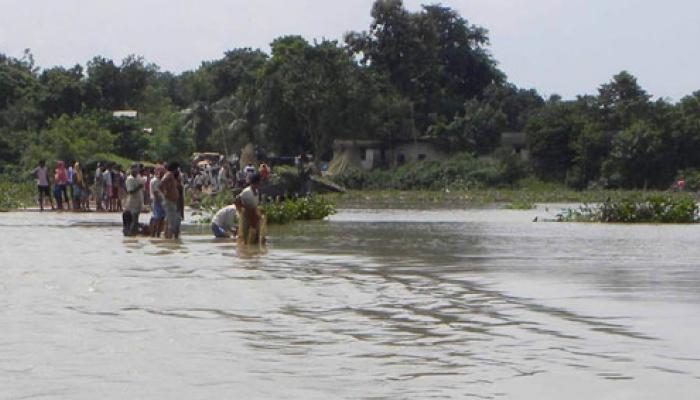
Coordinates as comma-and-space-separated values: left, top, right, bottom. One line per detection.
112, 110, 138, 119
333, 139, 384, 149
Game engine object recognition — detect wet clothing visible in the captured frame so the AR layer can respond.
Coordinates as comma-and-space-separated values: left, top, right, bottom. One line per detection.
125, 175, 144, 214
164, 199, 181, 237
211, 223, 228, 238
150, 176, 164, 220
237, 186, 260, 243
160, 172, 179, 203
211, 205, 238, 237
239, 186, 259, 209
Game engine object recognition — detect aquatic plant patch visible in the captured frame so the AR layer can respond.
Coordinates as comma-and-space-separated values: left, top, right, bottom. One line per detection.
559, 194, 698, 223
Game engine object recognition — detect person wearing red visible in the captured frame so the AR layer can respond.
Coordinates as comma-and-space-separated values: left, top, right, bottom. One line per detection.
258, 163, 270, 182
53, 161, 69, 210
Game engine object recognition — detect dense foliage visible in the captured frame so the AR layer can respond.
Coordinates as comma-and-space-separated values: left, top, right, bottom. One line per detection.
0, 179, 33, 211
1, 1, 699, 191
332, 152, 525, 191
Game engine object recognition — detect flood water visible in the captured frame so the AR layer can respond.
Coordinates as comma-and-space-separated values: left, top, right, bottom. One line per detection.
1, 207, 699, 399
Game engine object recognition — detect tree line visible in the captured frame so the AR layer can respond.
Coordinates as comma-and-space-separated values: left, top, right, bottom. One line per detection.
1, 0, 699, 189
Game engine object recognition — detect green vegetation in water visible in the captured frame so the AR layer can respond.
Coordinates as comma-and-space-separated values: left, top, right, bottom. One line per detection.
194, 188, 336, 225
262, 195, 337, 224
559, 194, 698, 223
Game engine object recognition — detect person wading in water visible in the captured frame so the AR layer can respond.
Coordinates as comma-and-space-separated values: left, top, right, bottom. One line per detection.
236, 173, 265, 245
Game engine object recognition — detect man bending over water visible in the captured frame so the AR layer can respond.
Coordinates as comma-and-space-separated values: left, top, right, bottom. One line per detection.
237, 173, 265, 245
211, 202, 238, 238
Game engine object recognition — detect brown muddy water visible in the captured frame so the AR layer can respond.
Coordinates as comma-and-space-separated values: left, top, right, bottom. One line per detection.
1, 207, 699, 399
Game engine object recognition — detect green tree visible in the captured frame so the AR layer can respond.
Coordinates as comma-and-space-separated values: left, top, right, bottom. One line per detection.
346, 0, 503, 131
525, 101, 585, 182
670, 93, 700, 170
603, 120, 674, 188
596, 71, 652, 131
481, 83, 544, 131
28, 114, 115, 166
568, 123, 610, 188
38, 65, 85, 118
85, 56, 123, 110
149, 111, 192, 162
207, 48, 267, 100
429, 99, 507, 154
261, 37, 360, 159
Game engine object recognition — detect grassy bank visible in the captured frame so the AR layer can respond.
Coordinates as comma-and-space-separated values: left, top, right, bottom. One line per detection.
0, 180, 34, 212
0, 175, 694, 213
327, 153, 697, 209
329, 187, 691, 209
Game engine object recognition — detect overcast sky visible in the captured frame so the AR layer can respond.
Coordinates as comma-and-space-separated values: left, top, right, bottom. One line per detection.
1, 0, 699, 100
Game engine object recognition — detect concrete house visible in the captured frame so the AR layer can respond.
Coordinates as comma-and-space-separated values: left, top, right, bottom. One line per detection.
330, 138, 448, 173
330, 132, 529, 173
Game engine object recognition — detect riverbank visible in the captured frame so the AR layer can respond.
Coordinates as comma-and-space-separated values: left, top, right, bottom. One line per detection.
329, 188, 695, 209
5, 181, 694, 213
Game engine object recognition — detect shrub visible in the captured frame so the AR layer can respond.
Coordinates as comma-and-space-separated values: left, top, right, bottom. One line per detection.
195, 188, 336, 225
560, 194, 698, 223
330, 153, 520, 191
262, 195, 336, 224
0, 178, 34, 211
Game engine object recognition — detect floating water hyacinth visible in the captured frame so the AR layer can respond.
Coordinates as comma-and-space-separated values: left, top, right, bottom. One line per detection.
559, 194, 698, 223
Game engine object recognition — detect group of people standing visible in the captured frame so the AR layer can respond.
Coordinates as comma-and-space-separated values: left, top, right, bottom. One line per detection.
120, 161, 185, 239
31, 160, 91, 211
190, 161, 269, 194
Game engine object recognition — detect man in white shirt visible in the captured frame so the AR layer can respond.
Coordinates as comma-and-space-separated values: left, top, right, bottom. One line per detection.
211, 204, 238, 238
123, 164, 144, 236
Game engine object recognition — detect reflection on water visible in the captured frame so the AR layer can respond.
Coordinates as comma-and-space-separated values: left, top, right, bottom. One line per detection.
1, 209, 699, 399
